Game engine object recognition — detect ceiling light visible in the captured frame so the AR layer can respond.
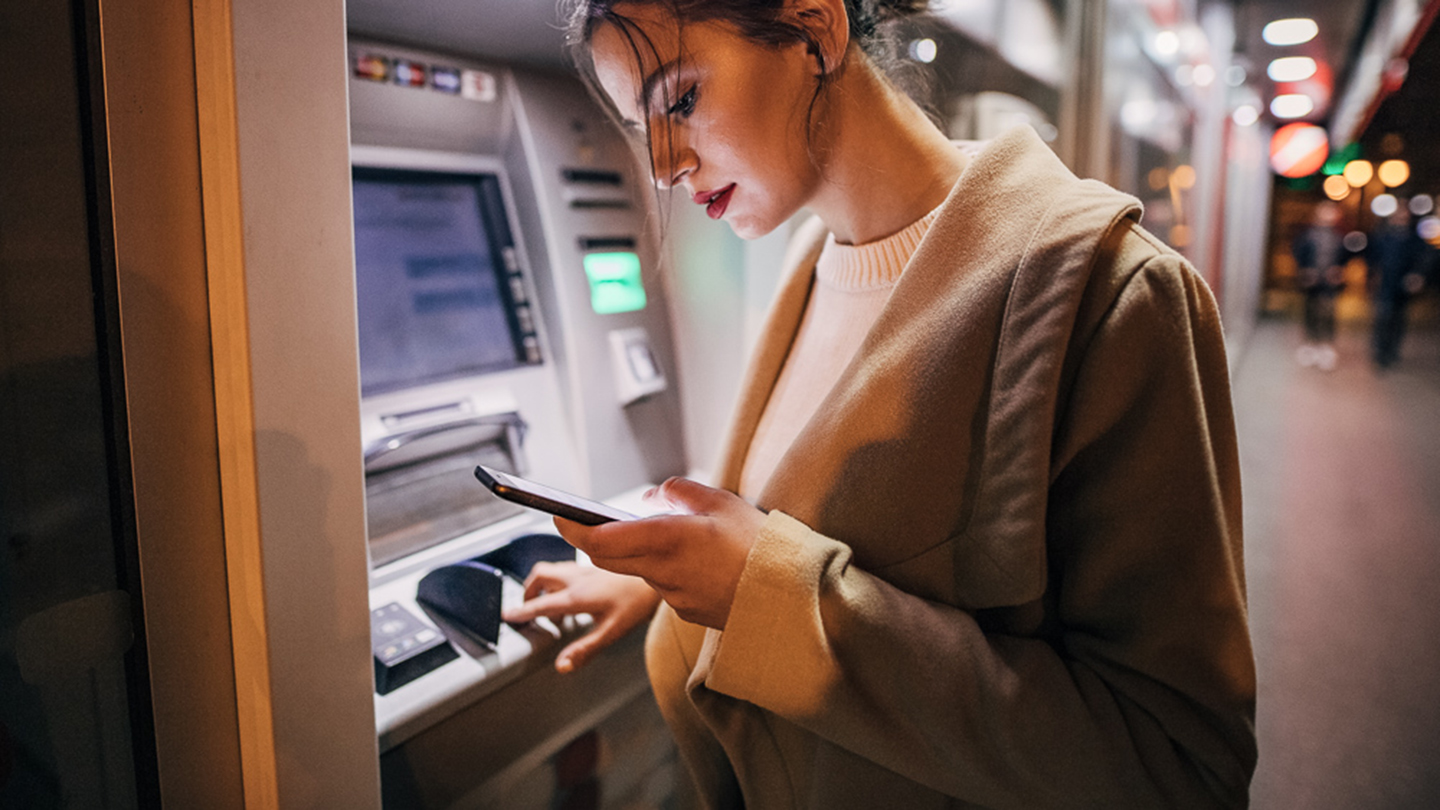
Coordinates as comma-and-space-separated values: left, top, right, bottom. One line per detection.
1270, 94, 1314, 119
1267, 57, 1318, 82
1233, 105, 1259, 126
1377, 159, 1410, 187
1263, 18, 1319, 46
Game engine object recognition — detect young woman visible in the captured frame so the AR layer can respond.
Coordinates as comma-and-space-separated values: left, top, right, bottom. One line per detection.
502, 1, 1258, 806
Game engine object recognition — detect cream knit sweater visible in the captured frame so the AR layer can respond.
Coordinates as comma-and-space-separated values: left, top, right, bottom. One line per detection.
738, 206, 942, 501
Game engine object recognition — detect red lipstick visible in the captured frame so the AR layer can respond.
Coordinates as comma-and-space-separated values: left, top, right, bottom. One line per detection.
697, 184, 736, 220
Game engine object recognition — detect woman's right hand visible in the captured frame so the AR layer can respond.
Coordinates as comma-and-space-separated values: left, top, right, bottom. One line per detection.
501, 562, 661, 673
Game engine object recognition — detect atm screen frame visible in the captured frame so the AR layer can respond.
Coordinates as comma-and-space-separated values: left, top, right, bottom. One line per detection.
350, 149, 541, 399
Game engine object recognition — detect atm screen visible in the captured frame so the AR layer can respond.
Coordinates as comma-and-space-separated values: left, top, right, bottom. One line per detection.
352, 167, 533, 397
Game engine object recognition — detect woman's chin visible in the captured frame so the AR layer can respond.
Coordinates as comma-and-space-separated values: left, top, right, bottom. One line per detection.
725, 215, 778, 241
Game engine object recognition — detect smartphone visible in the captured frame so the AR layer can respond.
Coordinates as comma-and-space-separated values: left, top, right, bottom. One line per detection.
473, 465, 637, 525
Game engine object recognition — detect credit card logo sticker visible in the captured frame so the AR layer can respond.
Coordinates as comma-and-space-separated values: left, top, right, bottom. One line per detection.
394, 59, 427, 87
461, 70, 497, 102
431, 66, 462, 94
354, 53, 390, 82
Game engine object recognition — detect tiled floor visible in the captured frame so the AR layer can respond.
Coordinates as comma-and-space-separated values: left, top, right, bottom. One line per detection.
1234, 315, 1440, 808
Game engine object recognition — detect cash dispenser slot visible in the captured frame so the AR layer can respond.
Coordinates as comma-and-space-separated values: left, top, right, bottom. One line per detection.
364, 412, 529, 568
412, 533, 577, 660
416, 561, 505, 647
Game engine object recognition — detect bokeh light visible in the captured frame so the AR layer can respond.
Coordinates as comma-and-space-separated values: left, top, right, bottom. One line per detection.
1378, 160, 1410, 188
1409, 194, 1434, 216
1323, 175, 1351, 201
1156, 30, 1180, 57
1233, 105, 1260, 126
1418, 216, 1440, 242
1344, 160, 1374, 188
909, 38, 937, 63
1343, 231, 1369, 253
1371, 194, 1399, 218
1270, 123, 1329, 177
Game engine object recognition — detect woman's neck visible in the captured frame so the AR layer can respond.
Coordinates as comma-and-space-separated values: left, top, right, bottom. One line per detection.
807, 52, 968, 246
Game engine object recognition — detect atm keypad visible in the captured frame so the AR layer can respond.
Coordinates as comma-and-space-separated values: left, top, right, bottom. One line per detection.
371, 602, 458, 694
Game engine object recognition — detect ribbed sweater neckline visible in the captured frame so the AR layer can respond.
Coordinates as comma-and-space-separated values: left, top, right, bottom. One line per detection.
815, 204, 944, 291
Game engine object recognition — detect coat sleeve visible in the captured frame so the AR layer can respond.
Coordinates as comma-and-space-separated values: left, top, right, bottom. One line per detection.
703, 254, 1257, 808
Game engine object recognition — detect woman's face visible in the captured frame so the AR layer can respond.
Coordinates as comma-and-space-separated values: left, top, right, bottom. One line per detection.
591, 5, 826, 239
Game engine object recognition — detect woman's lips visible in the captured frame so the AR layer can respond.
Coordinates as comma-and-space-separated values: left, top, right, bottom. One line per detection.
698, 184, 736, 220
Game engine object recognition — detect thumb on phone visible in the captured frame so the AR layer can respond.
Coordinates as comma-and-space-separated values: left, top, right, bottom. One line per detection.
644, 476, 734, 515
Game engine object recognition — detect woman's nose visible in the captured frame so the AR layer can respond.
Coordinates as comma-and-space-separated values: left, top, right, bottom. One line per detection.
650, 136, 697, 191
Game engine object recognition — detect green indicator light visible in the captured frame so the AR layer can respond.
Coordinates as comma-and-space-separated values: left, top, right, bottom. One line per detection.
583, 252, 647, 314
1324, 142, 1361, 176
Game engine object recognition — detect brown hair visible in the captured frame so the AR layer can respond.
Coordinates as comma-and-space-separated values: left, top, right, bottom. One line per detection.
562, 0, 929, 192
565, 0, 929, 66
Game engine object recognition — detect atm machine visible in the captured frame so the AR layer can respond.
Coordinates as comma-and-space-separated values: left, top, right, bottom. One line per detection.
346, 37, 690, 808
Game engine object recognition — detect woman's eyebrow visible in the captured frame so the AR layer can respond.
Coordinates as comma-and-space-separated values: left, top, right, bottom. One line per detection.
639, 59, 680, 113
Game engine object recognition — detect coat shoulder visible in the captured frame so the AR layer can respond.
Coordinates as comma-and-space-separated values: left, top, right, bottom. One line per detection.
1079, 218, 1209, 323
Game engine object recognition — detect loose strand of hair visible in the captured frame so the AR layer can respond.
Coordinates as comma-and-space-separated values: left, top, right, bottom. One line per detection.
600, 11, 680, 262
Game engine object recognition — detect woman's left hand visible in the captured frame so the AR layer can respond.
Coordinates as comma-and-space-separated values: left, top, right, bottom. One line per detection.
553, 477, 766, 630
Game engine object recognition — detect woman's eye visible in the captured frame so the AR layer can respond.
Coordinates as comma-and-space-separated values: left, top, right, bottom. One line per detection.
666, 86, 697, 118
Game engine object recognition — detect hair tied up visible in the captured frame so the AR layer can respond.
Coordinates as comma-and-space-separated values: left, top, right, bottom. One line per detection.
874, 0, 931, 20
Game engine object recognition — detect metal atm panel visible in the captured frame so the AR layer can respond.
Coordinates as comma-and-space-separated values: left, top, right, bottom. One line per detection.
346, 38, 687, 808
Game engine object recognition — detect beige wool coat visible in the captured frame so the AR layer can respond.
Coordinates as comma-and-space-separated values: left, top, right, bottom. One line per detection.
645, 127, 1257, 809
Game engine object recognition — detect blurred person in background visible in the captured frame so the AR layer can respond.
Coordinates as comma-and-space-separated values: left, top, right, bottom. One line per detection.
1367, 206, 1431, 368
1292, 201, 1348, 371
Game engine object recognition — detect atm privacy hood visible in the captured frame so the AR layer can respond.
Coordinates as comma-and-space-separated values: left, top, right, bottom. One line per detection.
347, 0, 570, 69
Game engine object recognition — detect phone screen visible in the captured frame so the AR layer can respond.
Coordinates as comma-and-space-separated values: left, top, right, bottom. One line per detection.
473, 465, 636, 525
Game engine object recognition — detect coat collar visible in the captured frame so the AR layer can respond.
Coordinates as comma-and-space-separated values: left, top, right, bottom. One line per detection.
714, 126, 1142, 607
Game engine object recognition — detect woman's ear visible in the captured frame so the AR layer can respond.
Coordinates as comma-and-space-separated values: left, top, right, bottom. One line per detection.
789, 0, 850, 76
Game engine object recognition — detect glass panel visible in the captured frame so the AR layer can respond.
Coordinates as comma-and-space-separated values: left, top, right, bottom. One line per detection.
0, 1, 143, 807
